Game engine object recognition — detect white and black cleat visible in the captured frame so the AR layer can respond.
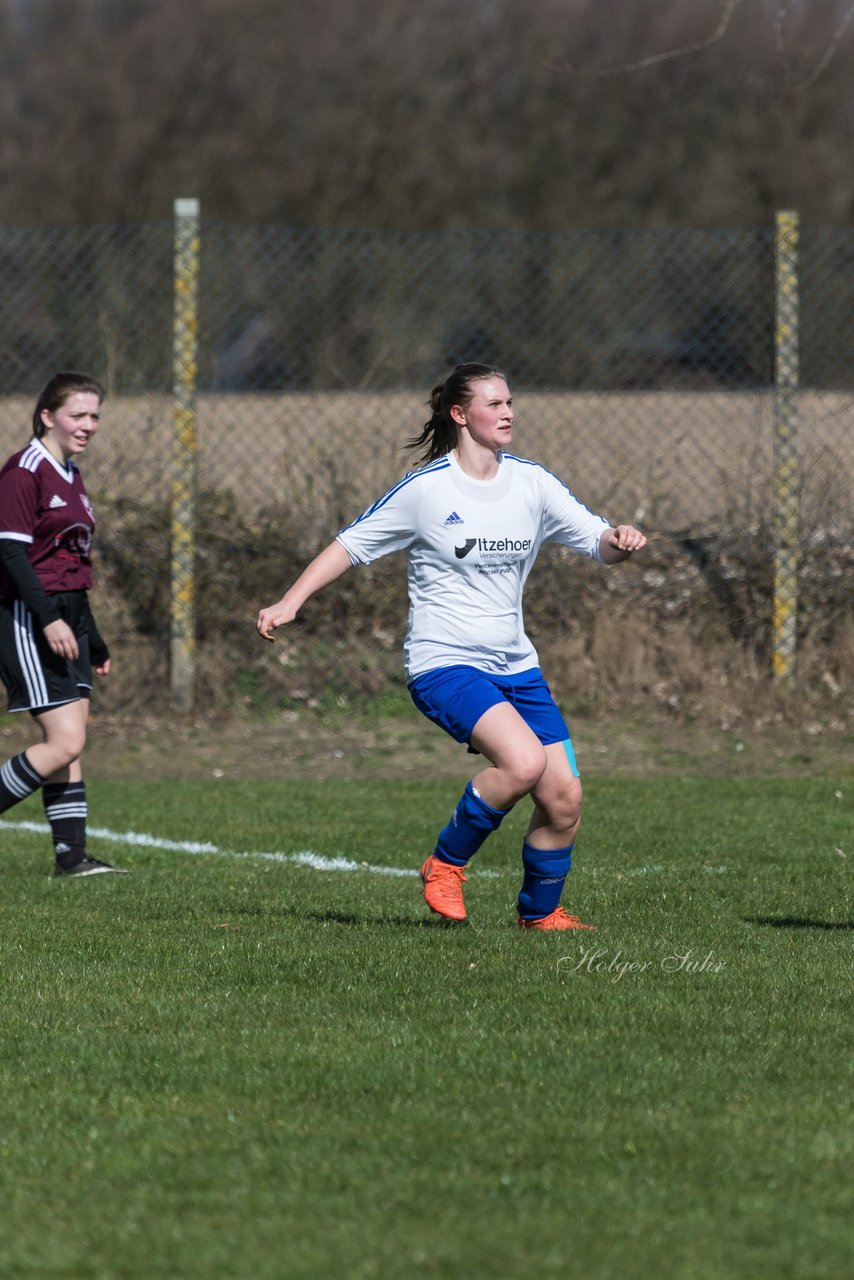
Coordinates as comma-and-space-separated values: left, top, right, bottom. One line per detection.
53, 856, 129, 878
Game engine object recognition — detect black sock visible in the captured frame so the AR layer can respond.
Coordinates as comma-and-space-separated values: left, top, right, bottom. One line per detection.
43, 781, 88, 869
0, 752, 45, 814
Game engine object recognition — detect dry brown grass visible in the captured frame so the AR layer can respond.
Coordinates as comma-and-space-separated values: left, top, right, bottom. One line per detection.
0, 390, 850, 737
78, 541, 852, 740
1, 389, 851, 538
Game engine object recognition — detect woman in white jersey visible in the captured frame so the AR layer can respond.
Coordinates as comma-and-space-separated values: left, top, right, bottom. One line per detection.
0, 373, 126, 877
257, 364, 645, 930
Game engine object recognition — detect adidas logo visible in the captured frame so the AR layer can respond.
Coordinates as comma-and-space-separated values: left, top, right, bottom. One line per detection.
443, 510, 464, 526
48, 495, 67, 509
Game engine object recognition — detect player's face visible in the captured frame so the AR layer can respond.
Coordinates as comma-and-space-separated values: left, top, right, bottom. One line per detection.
454, 378, 513, 452
41, 392, 102, 463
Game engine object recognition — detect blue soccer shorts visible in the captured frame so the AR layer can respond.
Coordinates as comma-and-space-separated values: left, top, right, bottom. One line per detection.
408, 664, 578, 771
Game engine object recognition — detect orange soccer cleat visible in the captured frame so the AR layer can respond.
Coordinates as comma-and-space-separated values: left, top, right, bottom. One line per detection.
518, 906, 595, 932
420, 855, 468, 921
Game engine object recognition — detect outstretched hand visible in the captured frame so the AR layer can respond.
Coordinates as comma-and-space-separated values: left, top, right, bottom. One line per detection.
610, 525, 647, 553
255, 541, 355, 642
256, 599, 297, 642
600, 524, 647, 563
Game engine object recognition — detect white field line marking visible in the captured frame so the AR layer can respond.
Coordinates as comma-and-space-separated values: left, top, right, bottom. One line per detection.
0, 820, 727, 879
595, 863, 729, 876
0, 818, 505, 879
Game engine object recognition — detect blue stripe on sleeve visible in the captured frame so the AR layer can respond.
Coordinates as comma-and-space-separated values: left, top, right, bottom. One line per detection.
344, 456, 451, 529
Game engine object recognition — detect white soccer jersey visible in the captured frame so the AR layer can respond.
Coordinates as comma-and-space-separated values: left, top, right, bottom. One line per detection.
337, 451, 610, 682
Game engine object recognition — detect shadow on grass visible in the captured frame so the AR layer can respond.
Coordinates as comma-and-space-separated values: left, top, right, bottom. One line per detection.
744, 916, 854, 931
292, 908, 469, 929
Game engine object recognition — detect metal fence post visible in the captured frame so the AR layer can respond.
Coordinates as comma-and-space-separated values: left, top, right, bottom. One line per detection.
772, 210, 800, 688
171, 198, 200, 711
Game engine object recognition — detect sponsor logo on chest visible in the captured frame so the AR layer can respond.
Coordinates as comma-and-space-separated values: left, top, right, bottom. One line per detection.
455, 535, 532, 559
452, 532, 533, 577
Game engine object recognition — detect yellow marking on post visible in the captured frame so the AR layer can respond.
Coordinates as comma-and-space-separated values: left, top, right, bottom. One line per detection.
772, 211, 800, 688
171, 198, 201, 711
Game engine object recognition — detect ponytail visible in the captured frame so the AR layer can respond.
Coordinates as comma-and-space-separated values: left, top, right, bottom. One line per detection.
406, 363, 506, 465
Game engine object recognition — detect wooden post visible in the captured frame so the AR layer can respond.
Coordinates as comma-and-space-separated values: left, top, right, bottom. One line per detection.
772, 211, 800, 687
170, 198, 200, 711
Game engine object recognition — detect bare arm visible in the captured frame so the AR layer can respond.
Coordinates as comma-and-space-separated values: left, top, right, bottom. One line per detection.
256, 539, 354, 641
599, 524, 647, 564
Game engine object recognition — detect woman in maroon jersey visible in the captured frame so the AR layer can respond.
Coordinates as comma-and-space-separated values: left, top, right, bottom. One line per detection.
0, 372, 126, 876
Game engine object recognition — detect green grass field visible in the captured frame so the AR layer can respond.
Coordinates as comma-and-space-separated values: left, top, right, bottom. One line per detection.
0, 775, 851, 1280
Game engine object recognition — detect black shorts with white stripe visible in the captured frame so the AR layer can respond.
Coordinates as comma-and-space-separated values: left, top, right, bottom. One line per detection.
0, 589, 93, 714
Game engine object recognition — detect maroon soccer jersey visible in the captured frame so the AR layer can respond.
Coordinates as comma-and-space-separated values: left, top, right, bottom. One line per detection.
0, 437, 95, 600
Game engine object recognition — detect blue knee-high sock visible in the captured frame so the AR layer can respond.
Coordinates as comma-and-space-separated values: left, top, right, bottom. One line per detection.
434, 781, 510, 867
517, 840, 573, 921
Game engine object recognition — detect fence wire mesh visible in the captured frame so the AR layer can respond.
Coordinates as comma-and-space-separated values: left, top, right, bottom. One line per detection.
0, 218, 851, 708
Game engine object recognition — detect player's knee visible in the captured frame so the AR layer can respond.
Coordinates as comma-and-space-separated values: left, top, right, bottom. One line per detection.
544, 780, 583, 837
49, 725, 87, 767
507, 742, 548, 796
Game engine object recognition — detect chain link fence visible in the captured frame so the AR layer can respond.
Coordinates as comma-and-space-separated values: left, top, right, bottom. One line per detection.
0, 213, 851, 712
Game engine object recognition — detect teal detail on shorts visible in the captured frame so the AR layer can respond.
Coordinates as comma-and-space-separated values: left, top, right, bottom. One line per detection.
562, 737, 580, 777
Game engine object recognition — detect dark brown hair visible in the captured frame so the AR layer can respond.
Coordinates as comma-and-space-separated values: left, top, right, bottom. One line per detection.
407, 363, 507, 464
33, 372, 105, 439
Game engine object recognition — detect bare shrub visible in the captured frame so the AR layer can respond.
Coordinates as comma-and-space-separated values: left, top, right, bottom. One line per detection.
85, 469, 852, 732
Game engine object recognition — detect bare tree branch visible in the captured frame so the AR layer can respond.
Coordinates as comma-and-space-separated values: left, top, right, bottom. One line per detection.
557, 0, 745, 77
557, 0, 853, 96
771, 3, 798, 71
790, 0, 854, 91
